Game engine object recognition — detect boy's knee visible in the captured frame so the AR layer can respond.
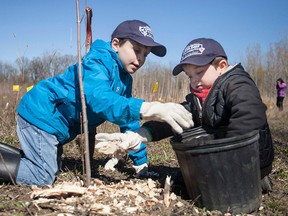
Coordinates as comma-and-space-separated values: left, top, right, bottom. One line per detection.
40, 176, 56, 186
16, 161, 57, 186
17, 172, 56, 186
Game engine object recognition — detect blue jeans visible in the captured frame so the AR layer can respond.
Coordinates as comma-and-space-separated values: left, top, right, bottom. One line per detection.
16, 115, 62, 185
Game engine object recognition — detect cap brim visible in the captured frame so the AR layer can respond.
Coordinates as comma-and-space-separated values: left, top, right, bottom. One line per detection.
172, 55, 217, 76
151, 46, 166, 57
131, 36, 167, 57
172, 63, 183, 76
172, 58, 193, 76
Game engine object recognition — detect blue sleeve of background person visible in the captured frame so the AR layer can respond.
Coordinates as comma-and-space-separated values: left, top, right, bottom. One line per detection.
120, 121, 147, 166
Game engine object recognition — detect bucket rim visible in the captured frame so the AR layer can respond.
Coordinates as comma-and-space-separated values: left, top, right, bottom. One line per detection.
171, 130, 259, 152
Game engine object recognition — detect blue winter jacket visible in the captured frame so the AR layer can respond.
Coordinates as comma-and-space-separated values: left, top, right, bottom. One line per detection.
17, 40, 144, 144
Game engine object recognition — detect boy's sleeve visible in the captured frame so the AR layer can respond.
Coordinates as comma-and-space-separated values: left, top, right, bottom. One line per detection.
142, 121, 174, 141
119, 121, 141, 133
225, 75, 267, 137
119, 121, 148, 166
141, 98, 196, 141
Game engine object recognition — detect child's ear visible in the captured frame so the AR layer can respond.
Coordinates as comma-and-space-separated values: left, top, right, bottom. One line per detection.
218, 59, 228, 69
111, 38, 120, 52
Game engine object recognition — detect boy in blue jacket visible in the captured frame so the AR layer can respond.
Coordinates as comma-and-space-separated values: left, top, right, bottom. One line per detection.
0, 20, 193, 186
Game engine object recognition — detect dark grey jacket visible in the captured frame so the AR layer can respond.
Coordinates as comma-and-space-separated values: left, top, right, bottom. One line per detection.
143, 63, 274, 178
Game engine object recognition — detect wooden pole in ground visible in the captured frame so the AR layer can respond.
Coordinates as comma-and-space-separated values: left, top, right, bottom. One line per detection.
85, 7, 92, 53
84, 7, 97, 162
76, 0, 91, 187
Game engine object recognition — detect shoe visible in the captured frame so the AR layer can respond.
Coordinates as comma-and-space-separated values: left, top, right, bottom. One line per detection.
133, 163, 159, 178
104, 157, 119, 171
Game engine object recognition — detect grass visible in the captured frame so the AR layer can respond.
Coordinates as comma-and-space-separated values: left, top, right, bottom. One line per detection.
263, 105, 288, 214
147, 139, 176, 164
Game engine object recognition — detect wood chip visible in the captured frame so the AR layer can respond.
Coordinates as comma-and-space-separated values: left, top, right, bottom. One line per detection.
163, 176, 171, 207
31, 183, 87, 199
31, 178, 172, 214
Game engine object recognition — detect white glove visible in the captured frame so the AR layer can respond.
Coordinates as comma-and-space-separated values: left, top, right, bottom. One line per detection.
104, 157, 119, 171
133, 163, 159, 178
140, 102, 193, 134
95, 127, 151, 155
94, 138, 125, 155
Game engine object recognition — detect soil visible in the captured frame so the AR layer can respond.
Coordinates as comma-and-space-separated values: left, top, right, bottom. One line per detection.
0, 139, 287, 216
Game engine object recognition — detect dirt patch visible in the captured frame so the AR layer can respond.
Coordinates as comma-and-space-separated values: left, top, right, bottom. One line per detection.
1, 139, 288, 215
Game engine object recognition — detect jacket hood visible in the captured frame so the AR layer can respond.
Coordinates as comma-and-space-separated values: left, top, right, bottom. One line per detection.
88, 40, 125, 73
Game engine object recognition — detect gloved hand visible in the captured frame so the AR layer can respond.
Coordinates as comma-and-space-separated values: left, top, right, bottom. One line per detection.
133, 163, 159, 178
95, 127, 151, 155
140, 102, 193, 134
94, 138, 125, 155
104, 157, 119, 171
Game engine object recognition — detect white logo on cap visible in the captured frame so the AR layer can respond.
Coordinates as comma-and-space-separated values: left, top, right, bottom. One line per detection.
181, 43, 205, 61
139, 26, 154, 39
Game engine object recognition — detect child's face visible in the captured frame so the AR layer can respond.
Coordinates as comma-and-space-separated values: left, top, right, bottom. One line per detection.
112, 39, 151, 74
183, 64, 222, 92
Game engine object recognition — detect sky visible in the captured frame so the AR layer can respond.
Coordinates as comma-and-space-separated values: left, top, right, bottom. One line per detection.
1, 0, 287, 68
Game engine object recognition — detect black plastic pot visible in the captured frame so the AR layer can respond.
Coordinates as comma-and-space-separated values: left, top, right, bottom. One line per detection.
170, 127, 261, 214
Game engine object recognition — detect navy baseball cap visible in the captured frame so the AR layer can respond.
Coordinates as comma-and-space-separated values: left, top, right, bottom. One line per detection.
111, 20, 166, 57
173, 38, 227, 76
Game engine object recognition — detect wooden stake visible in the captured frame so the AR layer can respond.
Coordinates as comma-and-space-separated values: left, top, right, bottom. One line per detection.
76, 0, 91, 187
85, 7, 92, 53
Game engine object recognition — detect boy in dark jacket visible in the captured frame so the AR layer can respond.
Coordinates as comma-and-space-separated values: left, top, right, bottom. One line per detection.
95, 38, 274, 192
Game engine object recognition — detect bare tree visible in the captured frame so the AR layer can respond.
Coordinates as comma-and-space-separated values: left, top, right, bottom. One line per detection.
244, 44, 263, 87
28, 57, 46, 82
0, 61, 18, 82
51, 54, 77, 76
16, 56, 30, 83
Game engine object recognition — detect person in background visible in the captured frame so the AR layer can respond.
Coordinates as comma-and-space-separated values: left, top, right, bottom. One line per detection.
276, 78, 287, 111
0, 20, 193, 186
95, 38, 274, 193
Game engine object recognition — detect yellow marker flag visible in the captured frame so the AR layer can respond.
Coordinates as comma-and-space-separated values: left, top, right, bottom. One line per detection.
13, 85, 20, 92
26, 85, 34, 92
152, 81, 159, 93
